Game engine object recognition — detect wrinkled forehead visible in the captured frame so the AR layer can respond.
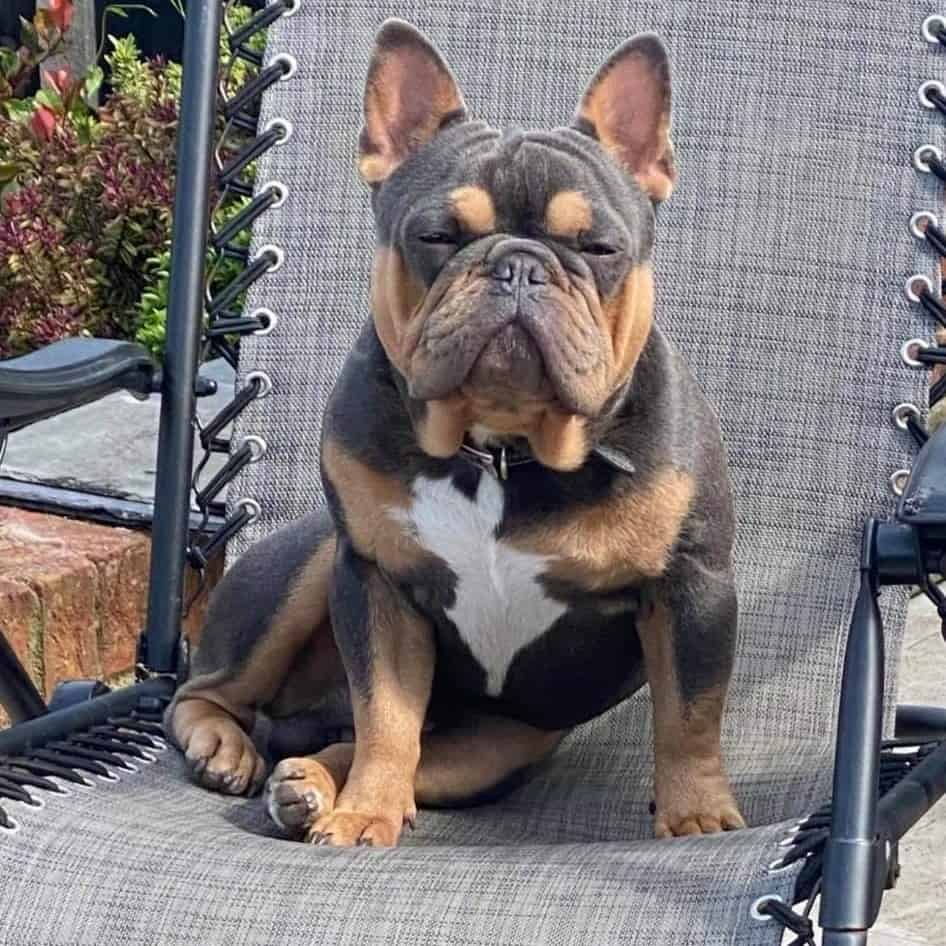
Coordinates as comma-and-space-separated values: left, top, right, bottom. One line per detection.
372, 121, 656, 260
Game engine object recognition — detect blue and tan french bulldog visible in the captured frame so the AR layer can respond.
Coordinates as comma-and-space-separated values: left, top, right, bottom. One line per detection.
166, 19, 745, 847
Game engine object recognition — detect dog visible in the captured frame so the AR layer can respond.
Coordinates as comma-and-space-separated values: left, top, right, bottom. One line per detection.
166, 19, 745, 848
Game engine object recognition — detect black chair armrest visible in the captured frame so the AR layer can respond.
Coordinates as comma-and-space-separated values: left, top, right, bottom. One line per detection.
898, 420, 946, 524
0, 338, 156, 435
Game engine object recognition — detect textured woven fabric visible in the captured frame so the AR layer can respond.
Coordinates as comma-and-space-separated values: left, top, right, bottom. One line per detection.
0, 2, 938, 944
228, 0, 933, 751
0, 743, 806, 946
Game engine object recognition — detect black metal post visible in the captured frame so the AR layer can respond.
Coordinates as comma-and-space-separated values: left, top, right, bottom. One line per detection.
821, 521, 887, 946
0, 628, 47, 724
141, 0, 222, 675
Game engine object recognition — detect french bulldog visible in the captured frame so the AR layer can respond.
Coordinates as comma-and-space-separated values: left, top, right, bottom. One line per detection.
166, 19, 745, 847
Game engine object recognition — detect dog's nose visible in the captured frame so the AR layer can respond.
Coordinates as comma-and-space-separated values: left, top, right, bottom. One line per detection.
490, 252, 549, 288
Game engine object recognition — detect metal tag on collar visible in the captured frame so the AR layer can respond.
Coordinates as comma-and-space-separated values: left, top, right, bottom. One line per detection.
498, 446, 508, 480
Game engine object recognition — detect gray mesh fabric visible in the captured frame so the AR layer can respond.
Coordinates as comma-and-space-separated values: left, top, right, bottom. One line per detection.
229, 0, 933, 746
0, 2, 938, 944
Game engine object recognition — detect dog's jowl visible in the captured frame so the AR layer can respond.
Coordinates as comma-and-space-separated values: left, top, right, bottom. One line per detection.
166, 19, 745, 847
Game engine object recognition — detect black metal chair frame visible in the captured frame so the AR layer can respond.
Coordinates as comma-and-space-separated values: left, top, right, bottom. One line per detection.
0, 4, 944, 944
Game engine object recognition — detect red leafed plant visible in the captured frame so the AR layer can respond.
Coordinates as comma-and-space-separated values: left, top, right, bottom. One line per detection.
0, 42, 179, 358
0, 3, 261, 359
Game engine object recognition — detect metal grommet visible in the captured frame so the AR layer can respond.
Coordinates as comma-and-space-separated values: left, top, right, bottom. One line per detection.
901, 337, 930, 367
246, 370, 273, 398
263, 117, 293, 146
890, 469, 911, 497
913, 144, 943, 173
918, 79, 946, 109
250, 307, 278, 336
910, 211, 938, 239
893, 402, 922, 430
749, 894, 784, 922
265, 181, 288, 209
241, 434, 268, 462
922, 14, 946, 44
272, 53, 298, 81
238, 498, 262, 523
256, 244, 285, 273
905, 273, 933, 302
278, 0, 300, 16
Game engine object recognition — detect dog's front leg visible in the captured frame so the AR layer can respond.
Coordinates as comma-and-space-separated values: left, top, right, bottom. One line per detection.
308, 534, 434, 847
638, 556, 746, 838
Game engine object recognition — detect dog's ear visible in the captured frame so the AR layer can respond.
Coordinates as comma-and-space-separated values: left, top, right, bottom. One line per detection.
358, 19, 467, 185
573, 34, 675, 202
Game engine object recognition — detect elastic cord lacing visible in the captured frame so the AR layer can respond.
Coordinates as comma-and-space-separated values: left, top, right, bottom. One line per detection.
757, 898, 816, 946
182, 0, 299, 611
781, 742, 937, 904
0, 697, 167, 830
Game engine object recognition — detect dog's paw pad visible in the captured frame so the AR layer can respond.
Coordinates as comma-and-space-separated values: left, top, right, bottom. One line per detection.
265, 757, 338, 835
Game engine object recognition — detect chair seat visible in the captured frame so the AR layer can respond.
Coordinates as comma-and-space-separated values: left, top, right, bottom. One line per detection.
0, 698, 829, 945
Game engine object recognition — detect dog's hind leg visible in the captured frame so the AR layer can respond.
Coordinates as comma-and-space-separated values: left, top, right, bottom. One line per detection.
265, 714, 565, 838
165, 510, 339, 796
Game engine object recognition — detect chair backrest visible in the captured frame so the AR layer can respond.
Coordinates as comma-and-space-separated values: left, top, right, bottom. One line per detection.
229, 1, 935, 743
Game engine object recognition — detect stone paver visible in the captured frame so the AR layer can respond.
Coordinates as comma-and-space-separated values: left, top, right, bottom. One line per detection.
873, 593, 946, 945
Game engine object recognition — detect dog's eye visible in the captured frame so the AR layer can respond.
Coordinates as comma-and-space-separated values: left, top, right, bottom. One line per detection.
418, 232, 458, 245
580, 240, 618, 256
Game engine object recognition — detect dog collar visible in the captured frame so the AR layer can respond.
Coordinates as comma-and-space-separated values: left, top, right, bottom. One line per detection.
458, 439, 636, 480
459, 441, 535, 480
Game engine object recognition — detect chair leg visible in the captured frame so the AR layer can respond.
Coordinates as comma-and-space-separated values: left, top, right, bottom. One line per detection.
820, 523, 888, 943
140, 0, 223, 678
0, 627, 46, 724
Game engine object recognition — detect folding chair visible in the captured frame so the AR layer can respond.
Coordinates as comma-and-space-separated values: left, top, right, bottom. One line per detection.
1, 3, 945, 944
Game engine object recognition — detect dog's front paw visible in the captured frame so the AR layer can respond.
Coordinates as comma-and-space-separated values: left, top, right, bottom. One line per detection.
180, 714, 267, 796
654, 772, 745, 838
265, 757, 339, 836
306, 807, 414, 847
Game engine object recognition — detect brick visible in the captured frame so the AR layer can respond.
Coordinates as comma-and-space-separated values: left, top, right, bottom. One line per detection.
0, 509, 105, 693
182, 555, 224, 645
0, 507, 225, 702
0, 576, 43, 685
96, 539, 150, 676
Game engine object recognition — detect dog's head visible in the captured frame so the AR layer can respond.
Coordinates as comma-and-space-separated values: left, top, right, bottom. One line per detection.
360, 20, 674, 470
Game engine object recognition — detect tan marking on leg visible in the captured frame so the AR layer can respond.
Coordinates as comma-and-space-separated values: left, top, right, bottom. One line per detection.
170, 697, 267, 795
310, 569, 434, 847
450, 185, 496, 235
370, 246, 426, 373
168, 532, 337, 781
415, 715, 564, 807
608, 264, 655, 382
321, 438, 432, 573
545, 189, 593, 239
512, 467, 694, 590
637, 602, 745, 837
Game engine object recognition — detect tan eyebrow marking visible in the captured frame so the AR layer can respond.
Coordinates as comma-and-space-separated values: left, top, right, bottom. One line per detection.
450, 185, 496, 235
545, 189, 593, 238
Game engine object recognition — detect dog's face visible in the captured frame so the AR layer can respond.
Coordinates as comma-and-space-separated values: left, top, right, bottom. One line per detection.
359, 21, 675, 470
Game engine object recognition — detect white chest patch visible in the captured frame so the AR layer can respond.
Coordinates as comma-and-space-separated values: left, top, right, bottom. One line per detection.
392, 473, 567, 697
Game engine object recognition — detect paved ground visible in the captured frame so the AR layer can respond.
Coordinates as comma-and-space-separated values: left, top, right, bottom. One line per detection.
870, 593, 945, 945
1, 360, 234, 504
